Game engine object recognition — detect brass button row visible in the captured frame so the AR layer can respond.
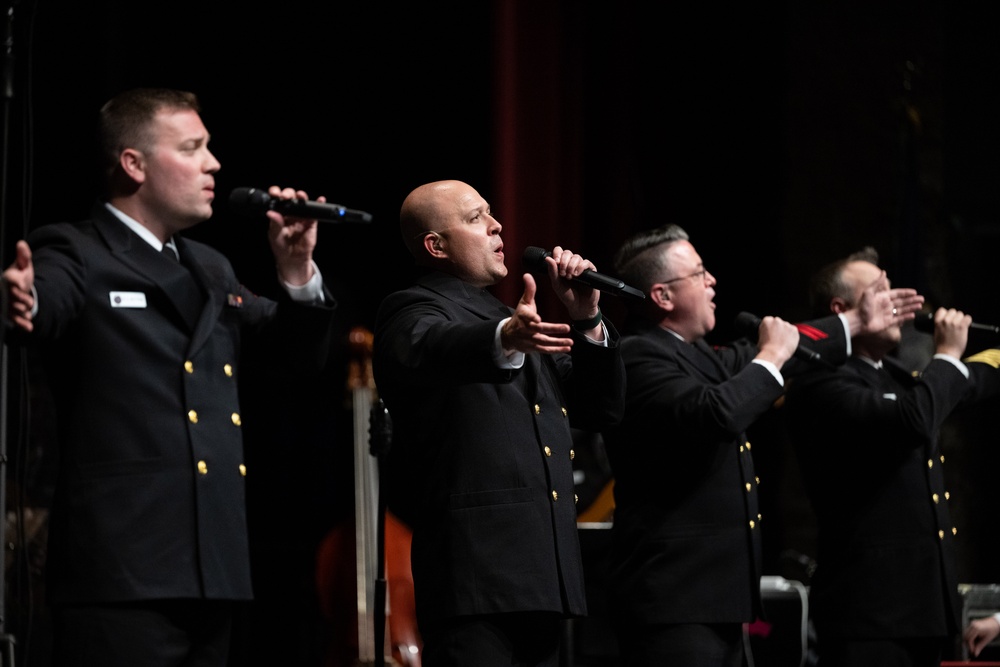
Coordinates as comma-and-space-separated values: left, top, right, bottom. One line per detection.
196, 461, 247, 477
532, 404, 568, 417
183, 361, 235, 377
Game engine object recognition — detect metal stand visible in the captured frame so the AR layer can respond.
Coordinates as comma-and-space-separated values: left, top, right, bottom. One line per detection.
1, 2, 19, 663
368, 399, 392, 667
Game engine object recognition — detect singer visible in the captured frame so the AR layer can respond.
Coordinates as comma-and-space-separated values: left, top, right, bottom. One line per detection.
372, 180, 625, 667
1, 88, 338, 667
783, 247, 1000, 667
600, 225, 921, 667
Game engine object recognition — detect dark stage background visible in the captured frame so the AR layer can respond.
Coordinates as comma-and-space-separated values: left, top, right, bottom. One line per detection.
2, 1, 998, 665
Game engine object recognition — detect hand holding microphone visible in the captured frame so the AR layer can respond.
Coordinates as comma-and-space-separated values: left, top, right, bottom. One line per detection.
229, 186, 373, 224
522, 246, 645, 301
912, 311, 999, 335
734, 311, 825, 365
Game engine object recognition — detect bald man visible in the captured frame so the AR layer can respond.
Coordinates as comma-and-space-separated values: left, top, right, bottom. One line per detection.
372, 180, 625, 667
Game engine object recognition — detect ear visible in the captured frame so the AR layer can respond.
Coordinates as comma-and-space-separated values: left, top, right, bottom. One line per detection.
422, 232, 447, 260
830, 297, 850, 315
119, 148, 146, 185
650, 283, 674, 312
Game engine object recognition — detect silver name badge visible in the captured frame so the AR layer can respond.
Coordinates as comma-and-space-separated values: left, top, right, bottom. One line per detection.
109, 291, 148, 308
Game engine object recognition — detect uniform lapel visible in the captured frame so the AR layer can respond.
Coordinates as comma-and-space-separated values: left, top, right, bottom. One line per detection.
693, 338, 728, 380
176, 237, 222, 351
92, 208, 204, 331
418, 270, 512, 320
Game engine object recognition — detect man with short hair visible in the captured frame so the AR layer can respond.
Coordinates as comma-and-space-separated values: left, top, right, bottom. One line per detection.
783, 247, 1000, 667
2, 87, 337, 666
602, 226, 920, 666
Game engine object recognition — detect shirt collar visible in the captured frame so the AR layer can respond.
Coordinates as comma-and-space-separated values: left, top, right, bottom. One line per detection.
104, 202, 169, 252
856, 355, 883, 370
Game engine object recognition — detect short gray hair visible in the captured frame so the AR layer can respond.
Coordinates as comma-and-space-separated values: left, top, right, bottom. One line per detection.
613, 224, 690, 294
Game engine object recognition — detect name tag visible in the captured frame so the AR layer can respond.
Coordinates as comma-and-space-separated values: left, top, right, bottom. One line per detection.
109, 291, 147, 308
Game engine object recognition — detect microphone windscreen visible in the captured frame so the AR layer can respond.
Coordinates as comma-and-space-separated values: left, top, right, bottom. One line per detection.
522, 246, 552, 270
229, 187, 270, 209
733, 311, 763, 339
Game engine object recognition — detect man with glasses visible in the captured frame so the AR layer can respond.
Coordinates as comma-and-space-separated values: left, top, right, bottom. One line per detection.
601, 224, 921, 666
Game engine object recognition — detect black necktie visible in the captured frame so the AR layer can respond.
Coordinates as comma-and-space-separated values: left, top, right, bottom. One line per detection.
162, 242, 179, 262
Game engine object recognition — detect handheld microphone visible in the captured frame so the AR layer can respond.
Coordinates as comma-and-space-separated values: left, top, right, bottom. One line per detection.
733, 311, 824, 364
912, 311, 1000, 335
522, 246, 645, 301
229, 187, 373, 224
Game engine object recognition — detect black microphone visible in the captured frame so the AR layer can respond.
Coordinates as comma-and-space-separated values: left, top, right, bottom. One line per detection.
733, 311, 824, 364
912, 311, 1000, 335
522, 246, 645, 301
229, 187, 373, 224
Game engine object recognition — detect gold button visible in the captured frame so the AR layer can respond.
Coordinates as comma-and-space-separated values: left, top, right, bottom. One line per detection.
551, 490, 558, 501
745, 483, 752, 492
739, 445, 745, 453
184, 360, 194, 373
755, 476, 760, 484
239, 464, 247, 476
945, 491, 951, 500
757, 513, 762, 521
231, 412, 241, 426
574, 494, 579, 504
927, 459, 933, 469
932, 493, 940, 504
534, 404, 541, 415
940, 455, 945, 464
749, 520, 756, 529
561, 407, 567, 417
938, 529, 944, 540
224, 364, 234, 377
188, 410, 198, 424
544, 446, 552, 457
952, 526, 958, 535
197, 460, 208, 474
569, 449, 575, 460
746, 442, 752, 451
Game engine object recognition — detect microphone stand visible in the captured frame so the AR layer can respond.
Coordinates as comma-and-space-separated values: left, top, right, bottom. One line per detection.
368, 400, 392, 667
1, 2, 19, 665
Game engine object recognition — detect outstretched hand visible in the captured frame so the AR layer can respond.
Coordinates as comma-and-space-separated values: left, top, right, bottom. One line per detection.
3, 240, 36, 332
266, 185, 319, 286
856, 270, 924, 334
500, 273, 575, 355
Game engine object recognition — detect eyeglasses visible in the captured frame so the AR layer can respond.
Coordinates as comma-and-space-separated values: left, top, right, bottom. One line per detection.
660, 268, 709, 285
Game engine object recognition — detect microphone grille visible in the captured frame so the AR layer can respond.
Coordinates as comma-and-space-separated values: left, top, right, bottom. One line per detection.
733, 311, 763, 338
228, 187, 269, 207
522, 246, 551, 270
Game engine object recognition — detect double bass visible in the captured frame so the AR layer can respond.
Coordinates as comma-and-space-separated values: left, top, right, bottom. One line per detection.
316, 327, 421, 667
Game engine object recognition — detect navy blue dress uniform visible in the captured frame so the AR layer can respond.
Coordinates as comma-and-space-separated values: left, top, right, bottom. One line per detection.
601, 316, 850, 639
783, 348, 1000, 660
21, 203, 336, 607
372, 269, 626, 634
